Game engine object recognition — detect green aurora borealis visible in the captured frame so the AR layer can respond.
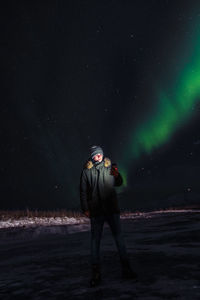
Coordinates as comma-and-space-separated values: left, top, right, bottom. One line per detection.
119, 18, 200, 187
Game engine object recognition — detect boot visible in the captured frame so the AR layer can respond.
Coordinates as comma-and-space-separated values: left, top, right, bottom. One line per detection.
121, 259, 137, 280
90, 264, 101, 287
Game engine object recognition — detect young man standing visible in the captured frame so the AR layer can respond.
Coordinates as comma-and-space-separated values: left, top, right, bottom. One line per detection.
80, 145, 137, 287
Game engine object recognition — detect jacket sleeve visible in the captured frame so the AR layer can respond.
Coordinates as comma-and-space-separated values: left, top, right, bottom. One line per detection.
114, 172, 123, 186
80, 169, 89, 213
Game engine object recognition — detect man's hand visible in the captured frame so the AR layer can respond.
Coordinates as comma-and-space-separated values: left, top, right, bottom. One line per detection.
110, 163, 119, 177
84, 210, 90, 218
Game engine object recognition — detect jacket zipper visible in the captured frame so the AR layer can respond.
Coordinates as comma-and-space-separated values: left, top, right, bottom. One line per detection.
97, 169, 106, 213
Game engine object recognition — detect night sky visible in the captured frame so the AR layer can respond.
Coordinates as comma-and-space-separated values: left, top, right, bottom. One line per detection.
1, 0, 200, 210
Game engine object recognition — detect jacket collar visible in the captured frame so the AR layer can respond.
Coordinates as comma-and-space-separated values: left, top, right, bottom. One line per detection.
85, 157, 111, 169
94, 160, 104, 170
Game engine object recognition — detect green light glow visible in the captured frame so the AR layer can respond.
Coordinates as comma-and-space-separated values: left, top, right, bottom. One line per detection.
119, 19, 200, 186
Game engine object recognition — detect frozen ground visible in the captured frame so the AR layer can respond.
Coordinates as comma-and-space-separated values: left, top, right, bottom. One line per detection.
0, 210, 200, 299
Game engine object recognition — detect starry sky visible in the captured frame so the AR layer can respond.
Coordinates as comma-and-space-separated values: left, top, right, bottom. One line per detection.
1, 0, 200, 210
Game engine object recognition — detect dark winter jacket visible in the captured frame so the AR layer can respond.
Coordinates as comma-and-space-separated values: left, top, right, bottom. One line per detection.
80, 157, 123, 217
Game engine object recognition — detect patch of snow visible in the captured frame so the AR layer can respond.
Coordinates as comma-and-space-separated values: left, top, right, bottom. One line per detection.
0, 216, 89, 229
0, 210, 199, 229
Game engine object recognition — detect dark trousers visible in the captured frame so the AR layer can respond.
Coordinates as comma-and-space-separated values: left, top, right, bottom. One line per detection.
90, 213, 129, 265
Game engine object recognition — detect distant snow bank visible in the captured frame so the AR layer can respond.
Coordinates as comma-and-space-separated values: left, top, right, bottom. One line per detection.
0, 210, 199, 229
120, 209, 200, 219
0, 216, 86, 229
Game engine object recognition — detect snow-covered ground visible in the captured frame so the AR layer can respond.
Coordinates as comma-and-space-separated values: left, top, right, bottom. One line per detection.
0, 209, 199, 229
0, 210, 200, 299
0, 216, 83, 229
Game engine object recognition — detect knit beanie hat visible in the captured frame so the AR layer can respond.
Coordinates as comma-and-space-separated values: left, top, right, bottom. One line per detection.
89, 145, 104, 159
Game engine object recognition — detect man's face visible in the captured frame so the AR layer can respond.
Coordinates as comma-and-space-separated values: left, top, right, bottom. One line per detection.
92, 153, 103, 162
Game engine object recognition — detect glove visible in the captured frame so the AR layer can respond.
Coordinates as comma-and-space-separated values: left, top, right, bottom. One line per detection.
84, 210, 90, 218
110, 163, 119, 177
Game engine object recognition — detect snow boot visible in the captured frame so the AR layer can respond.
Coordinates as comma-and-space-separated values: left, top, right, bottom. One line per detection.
90, 264, 101, 287
121, 259, 138, 280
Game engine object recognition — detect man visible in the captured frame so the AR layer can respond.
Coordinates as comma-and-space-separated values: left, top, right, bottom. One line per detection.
80, 145, 137, 287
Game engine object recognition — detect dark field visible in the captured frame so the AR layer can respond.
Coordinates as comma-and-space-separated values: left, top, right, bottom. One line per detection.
0, 211, 200, 299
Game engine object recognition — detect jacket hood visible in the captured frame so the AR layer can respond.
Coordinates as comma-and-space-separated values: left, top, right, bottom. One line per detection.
84, 157, 111, 169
